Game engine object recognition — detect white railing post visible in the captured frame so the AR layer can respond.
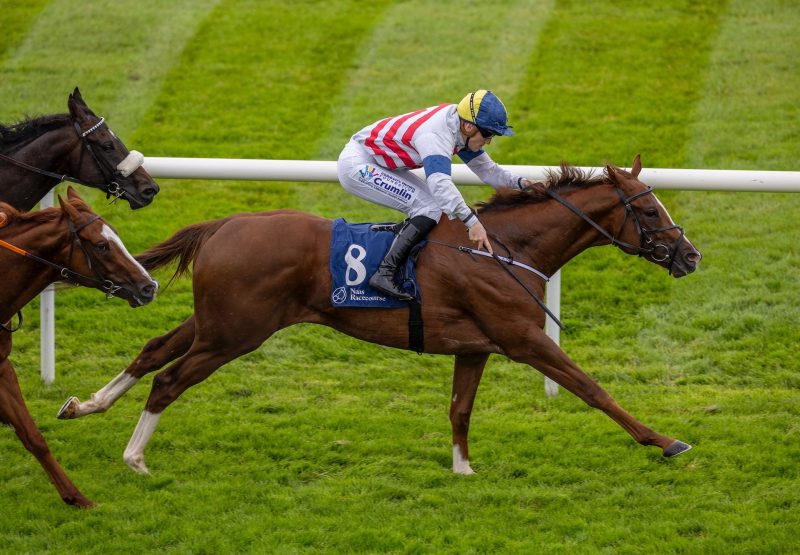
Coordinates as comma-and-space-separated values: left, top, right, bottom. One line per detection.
40, 190, 56, 385
544, 269, 561, 397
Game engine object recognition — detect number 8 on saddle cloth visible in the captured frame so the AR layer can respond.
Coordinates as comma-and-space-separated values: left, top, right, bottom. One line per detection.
329, 218, 423, 308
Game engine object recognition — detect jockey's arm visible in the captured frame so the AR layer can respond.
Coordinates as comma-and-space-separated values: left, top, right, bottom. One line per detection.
422, 154, 493, 254
459, 149, 530, 190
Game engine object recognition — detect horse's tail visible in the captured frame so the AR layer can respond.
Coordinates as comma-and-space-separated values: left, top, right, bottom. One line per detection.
135, 218, 230, 283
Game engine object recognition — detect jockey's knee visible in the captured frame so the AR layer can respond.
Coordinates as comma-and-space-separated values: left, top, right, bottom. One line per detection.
409, 208, 442, 224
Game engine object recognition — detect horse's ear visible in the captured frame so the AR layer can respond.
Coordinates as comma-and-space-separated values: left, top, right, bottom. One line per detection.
631, 154, 642, 177
66, 185, 83, 202
606, 164, 619, 182
58, 190, 82, 223
68, 87, 94, 120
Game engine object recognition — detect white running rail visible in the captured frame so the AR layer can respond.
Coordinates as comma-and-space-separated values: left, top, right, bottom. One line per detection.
39, 159, 800, 396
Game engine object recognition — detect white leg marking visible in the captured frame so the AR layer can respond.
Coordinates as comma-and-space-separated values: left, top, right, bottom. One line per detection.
123, 411, 161, 474
60, 372, 139, 418
452, 444, 475, 475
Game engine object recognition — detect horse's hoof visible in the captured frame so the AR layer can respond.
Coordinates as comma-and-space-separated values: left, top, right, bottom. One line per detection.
68, 495, 96, 509
452, 462, 476, 475
663, 440, 692, 458
57, 397, 79, 419
124, 452, 150, 474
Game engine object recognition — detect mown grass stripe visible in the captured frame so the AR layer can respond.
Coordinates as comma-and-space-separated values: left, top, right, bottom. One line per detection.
0, 0, 50, 62
0, 0, 220, 136
134, 0, 394, 161
687, 0, 800, 170
316, 0, 556, 160
504, 0, 729, 169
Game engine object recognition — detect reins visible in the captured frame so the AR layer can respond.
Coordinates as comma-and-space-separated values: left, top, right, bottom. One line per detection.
0, 116, 129, 204
428, 238, 565, 330
546, 188, 650, 254
0, 213, 123, 333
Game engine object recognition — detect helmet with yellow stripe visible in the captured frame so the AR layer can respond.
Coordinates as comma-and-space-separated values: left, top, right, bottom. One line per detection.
457, 90, 514, 137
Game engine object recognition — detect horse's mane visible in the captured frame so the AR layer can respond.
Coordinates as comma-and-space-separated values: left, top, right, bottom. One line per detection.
0, 201, 61, 227
0, 114, 71, 154
476, 162, 611, 214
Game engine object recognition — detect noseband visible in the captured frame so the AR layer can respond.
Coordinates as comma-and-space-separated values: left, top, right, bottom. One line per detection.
546, 185, 686, 275
0, 116, 140, 204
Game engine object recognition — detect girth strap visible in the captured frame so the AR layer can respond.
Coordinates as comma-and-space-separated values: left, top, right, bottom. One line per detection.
408, 301, 424, 354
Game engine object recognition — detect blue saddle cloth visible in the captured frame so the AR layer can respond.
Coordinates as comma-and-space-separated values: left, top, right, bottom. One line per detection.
329, 218, 423, 308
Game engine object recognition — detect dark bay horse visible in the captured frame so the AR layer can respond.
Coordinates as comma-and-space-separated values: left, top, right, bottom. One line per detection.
1, 187, 157, 508
0, 88, 159, 211
60, 156, 701, 476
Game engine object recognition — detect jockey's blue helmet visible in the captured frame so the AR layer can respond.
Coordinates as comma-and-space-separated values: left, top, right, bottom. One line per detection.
456, 90, 514, 137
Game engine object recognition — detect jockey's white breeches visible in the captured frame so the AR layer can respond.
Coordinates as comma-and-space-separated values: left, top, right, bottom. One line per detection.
337, 140, 443, 222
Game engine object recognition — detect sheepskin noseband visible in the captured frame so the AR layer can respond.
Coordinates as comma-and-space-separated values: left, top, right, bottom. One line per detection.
117, 150, 144, 178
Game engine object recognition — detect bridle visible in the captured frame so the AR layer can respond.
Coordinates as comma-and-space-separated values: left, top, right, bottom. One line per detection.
430, 180, 687, 331
0, 213, 125, 332
0, 116, 137, 204
546, 185, 686, 275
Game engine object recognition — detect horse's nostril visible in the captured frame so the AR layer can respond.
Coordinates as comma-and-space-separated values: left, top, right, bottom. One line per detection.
686, 251, 702, 264
141, 184, 159, 200
142, 284, 156, 298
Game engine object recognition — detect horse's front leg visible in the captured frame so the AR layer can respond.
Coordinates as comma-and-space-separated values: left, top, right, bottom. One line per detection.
449, 354, 489, 474
505, 329, 690, 457
0, 357, 94, 508
58, 316, 196, 419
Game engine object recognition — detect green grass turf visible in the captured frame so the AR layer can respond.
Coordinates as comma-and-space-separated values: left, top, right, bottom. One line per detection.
1, 0, 799, 553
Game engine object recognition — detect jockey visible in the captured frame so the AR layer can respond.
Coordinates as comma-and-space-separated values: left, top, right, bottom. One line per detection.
337, 89, 533, 302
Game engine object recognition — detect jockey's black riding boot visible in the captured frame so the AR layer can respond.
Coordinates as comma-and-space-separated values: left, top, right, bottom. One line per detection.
368, 215, 436, 301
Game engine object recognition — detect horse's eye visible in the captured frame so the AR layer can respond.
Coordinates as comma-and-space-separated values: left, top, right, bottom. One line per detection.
95, 242, 110, 253
101, 142, 115, 151
645, 209, 659, 218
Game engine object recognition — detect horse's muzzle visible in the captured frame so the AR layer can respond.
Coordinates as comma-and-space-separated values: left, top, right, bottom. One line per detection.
125, 280, 158, 307
126, 181, 160, 209
671, 247, 702, 278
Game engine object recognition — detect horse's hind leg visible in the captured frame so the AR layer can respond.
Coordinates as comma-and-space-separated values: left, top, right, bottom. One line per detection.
123, 335, 264, 474
58, 316, 196, 420
450, 354, 489, 474
0, 358, 94, 508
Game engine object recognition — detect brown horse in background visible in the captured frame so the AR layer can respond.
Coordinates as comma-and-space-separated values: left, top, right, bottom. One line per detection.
0, 88, 159, 211
60, 156, 701, 477
0, 187, 157, 507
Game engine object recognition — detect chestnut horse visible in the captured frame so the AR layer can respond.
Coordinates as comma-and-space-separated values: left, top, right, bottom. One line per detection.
0, 88, 159, 211
0, 187, 157, 508
60, 156, 701, 476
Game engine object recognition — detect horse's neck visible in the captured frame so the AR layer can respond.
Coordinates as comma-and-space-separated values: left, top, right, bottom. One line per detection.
487, 186, 621, 276
0, 218, 66, 320
0, 124, 77, 211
